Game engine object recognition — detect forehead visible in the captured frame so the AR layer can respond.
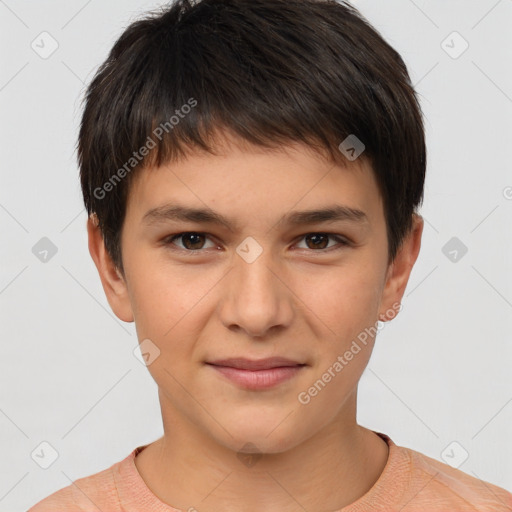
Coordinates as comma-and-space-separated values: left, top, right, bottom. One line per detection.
124, 135, 383, 230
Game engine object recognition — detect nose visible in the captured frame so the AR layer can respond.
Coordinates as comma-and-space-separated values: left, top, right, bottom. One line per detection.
219, 243, 295, 338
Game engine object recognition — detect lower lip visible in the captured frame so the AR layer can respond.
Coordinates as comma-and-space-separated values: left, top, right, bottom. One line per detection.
207, 364, 304, 390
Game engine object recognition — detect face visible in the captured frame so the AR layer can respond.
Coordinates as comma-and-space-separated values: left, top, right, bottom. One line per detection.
89, 133, 422, 455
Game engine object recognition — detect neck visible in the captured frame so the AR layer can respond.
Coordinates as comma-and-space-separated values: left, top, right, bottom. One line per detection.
134, 390, 389, 512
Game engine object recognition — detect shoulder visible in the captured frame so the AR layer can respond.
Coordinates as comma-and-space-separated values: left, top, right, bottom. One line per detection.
399, 444, 512, 511
27, 464, 120, 512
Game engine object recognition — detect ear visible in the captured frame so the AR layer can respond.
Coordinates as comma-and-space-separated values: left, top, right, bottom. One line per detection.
378, 213, 424, 322
87, 214, 134, 323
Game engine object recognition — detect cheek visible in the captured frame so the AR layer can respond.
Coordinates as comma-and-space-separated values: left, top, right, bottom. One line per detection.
295, 261, 383, 343
127, 257, 225, 362
125, 244, 196, 326
131, 277, 201, 338
295, 271, 380, 420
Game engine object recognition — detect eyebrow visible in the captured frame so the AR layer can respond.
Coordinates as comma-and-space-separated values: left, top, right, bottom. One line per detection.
142, 203, 369, 231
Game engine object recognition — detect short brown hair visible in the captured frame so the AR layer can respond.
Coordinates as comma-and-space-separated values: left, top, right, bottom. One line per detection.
78, 0, 426, 275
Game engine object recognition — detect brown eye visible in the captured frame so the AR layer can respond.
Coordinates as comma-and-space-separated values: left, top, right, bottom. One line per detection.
164, 232, 216, 251
296, 233, 350, 252
305, 233, 329, 249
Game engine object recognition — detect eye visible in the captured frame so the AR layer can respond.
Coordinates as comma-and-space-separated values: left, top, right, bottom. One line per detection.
162, 231, 350, 253
163, 232, 218, 251
294, 233, 350, 252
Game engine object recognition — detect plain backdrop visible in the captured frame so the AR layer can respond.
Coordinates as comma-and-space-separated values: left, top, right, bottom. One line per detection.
1, 0, 511, 510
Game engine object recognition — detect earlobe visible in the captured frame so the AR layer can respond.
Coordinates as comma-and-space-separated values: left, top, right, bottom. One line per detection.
378, 214, 424, 322
87, 214, 134, 323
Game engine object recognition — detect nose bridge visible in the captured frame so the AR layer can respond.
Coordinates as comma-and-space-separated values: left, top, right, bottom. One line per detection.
237, 246, 276, 294
222, 236, 293, 336
234, 236, 281, 304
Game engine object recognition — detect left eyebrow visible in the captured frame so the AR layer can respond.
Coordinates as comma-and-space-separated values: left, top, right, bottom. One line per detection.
142, 202, 369, 232
280, 205, 369, 227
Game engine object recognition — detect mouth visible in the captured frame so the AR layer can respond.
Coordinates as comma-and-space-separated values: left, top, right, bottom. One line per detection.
206, 356, 306, 370
205, 357, 307, 390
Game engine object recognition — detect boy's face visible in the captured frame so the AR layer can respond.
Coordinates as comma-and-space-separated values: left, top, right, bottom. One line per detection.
89, 133, 422, 454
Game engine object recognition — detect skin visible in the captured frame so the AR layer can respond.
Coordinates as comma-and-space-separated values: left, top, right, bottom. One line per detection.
88, 131, 423, 512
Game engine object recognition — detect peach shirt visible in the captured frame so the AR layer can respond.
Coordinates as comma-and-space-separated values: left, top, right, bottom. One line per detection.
28, 432, 512, 511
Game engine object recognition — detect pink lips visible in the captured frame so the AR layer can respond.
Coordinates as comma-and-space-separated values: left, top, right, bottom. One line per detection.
206, 357, 306, 390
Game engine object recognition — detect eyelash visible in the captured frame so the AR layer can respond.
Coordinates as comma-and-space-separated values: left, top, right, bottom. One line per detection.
161, 232, 351, 254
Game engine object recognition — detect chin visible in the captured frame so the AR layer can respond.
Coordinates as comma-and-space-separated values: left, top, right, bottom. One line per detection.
212, 409, 310, 455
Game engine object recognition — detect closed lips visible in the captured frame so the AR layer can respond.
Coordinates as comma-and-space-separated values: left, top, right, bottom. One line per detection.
206, 357, 306, 370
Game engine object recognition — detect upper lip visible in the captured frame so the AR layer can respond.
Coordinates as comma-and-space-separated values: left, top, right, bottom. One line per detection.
207, 357, 305, 370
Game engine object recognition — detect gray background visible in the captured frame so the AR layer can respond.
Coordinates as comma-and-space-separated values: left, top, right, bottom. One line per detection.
1, 0, 511, 510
